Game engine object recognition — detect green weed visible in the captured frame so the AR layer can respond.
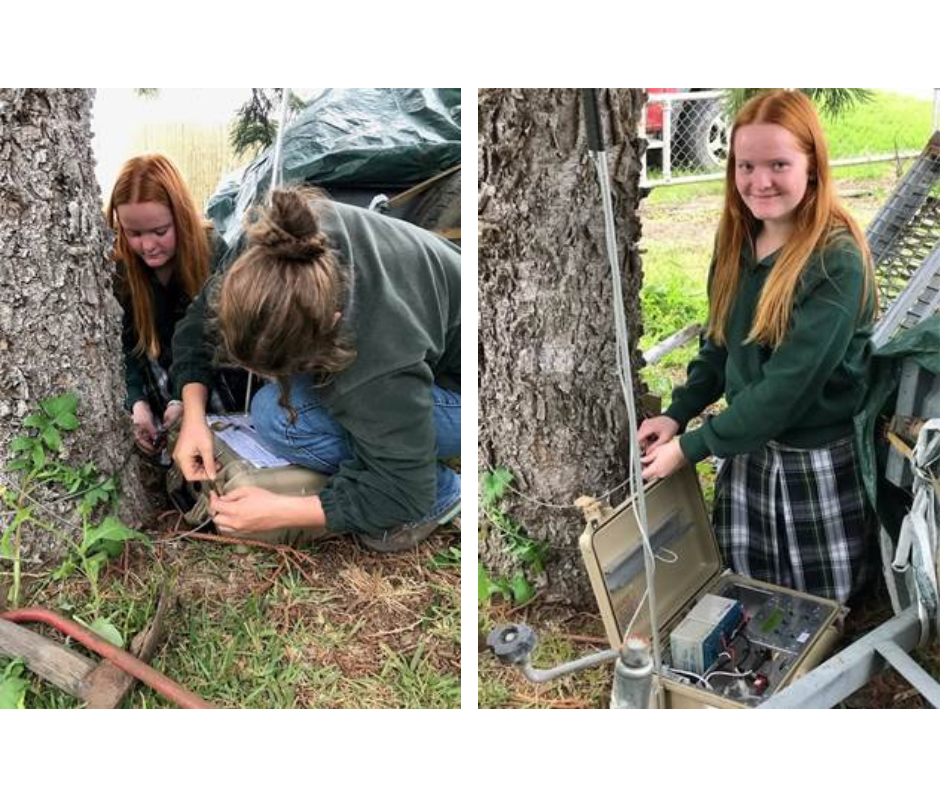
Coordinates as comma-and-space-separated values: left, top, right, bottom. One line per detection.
479, 468, 549, 606
2, 392, 149, 609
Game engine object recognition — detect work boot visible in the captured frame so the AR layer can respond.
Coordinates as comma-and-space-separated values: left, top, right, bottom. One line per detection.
358, 500, 461, 554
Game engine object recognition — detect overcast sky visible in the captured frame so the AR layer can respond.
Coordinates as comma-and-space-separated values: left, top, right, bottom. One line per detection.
91, 89, 252, 195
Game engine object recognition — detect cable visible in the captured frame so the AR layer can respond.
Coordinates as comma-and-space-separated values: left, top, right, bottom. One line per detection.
245, 88, 293, 416
584, 91, 662, 698
480, 461, 633, 510
667, 667, 713, 691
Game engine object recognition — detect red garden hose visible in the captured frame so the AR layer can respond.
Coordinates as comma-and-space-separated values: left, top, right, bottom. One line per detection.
0, 607, 215, 709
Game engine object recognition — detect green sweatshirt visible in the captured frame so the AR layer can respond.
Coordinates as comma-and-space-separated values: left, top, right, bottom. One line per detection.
665, 237, 874, 464
170, 201, 461, 533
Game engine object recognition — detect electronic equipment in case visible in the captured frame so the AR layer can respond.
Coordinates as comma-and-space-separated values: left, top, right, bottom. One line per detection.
578, 464, 846, 709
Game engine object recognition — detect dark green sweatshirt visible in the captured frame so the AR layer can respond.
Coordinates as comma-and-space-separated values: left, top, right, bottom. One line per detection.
119, 231, 228, 411
666, 237, 874, 464
170, 201, 461, 534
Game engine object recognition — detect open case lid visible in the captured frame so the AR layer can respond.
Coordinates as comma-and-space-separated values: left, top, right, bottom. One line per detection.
578, 464, 722, 650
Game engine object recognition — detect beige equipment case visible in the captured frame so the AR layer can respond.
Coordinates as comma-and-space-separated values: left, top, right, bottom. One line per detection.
578, 464, 846, 709
166, 415, 329, 548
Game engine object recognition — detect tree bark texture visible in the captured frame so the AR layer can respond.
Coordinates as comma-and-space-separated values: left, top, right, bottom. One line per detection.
0, 89, 148, 561
478, 88, 647, 607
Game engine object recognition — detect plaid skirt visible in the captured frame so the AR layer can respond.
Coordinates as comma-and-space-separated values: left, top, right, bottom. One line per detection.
713, 435, 877, 604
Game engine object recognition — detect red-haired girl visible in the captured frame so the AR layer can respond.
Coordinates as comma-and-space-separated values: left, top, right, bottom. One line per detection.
107, 154, 227, 456
638, 90, 877, 603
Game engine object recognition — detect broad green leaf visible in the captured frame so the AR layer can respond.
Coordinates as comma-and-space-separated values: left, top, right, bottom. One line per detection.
31, 443, 45, 470
509, 571, 535, 605
0, 523, 18, 560
23, 413, 47, 430
478, 563, 493, 603
481, 467, 514, 508
82, 486, 112, 511
84, 617, 124, 649
0, 673, 28, 709
9, 437, 33, 455
478, 564, 514, 603
41, 392, 78, 422
41, 426, 61, 452
54, 412, 80, 431
83, 516, 150, 554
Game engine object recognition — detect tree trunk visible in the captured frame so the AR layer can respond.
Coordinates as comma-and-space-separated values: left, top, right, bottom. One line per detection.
478, 88, 647, 607
0, 89, 148, 562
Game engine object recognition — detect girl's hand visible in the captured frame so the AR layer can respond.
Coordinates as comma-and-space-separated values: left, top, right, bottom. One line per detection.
131, 401, 159, 454
641, 437, 688, 482
162, 401, 184, 430
210, 488, 318, 535
173, 413, 219, 482
637, 415, 680, 452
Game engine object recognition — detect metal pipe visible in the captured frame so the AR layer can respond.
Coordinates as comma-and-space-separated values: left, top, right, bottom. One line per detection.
0, 607, 215, 709
610, 637, 654, 709
520, 648, 620, 684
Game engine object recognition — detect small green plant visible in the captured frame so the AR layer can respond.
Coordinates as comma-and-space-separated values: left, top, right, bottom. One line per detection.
479, 468, 549, 606
1, 392, 150, 608
427, 546, 461, 570
0, 659, 29, 709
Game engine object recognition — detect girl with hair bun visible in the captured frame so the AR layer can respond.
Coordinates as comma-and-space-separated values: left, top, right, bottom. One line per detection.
171, 187, 461, 552
638, 90, 877, 603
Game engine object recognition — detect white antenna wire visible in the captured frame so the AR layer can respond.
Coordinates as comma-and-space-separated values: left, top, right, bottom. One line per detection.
588, 135, 664, 706
245, 88, 293, 415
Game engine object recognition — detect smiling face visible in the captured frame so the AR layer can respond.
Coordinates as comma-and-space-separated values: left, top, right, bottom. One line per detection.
116, 201, 177, 271
733, 123, 811, 231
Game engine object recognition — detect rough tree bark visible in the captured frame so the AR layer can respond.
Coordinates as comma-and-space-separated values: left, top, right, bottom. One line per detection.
478, 88, 647, 607
0, 89, 148, 561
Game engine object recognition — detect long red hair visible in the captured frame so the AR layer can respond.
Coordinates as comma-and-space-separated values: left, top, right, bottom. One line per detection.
709, 90, 875, 347
107, 154, 211, 358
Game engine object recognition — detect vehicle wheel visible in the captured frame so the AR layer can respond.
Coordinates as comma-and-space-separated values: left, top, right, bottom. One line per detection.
677, 98, 729, 169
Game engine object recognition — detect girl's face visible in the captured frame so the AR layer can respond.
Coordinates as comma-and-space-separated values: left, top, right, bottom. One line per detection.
116, 201, 177, 271
733, 123, 811, 229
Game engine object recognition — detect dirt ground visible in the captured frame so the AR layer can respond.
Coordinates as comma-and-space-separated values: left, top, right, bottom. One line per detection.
7, 461, 461, 708
640, 171, 892, 253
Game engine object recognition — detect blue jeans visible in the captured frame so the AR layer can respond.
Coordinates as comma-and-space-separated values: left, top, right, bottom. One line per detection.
250, 375, 461, 526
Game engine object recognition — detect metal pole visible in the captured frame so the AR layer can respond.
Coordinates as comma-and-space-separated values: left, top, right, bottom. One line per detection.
756, 606, 925, 709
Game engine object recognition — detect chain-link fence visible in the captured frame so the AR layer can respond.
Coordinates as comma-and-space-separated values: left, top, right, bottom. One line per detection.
640, 89, 940, 188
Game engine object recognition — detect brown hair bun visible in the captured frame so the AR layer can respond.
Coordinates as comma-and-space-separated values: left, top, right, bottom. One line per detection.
247, 189, 330, 263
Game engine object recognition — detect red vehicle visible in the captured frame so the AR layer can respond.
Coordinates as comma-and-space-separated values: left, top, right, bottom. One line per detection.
645, 88, 730, 169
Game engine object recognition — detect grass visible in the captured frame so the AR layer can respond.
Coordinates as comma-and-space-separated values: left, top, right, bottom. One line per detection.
645, 89, 935, 194
478, 605, 613, 709
1, 520, 461, 709
821, 91, 935, 159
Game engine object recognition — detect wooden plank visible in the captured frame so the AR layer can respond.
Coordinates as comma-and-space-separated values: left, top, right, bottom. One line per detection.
0, 618, 95, 698
81, 588, 174, 708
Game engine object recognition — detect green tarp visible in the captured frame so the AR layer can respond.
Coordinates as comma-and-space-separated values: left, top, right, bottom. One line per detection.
855, 315, 940, 540
207, 88, 461, 246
